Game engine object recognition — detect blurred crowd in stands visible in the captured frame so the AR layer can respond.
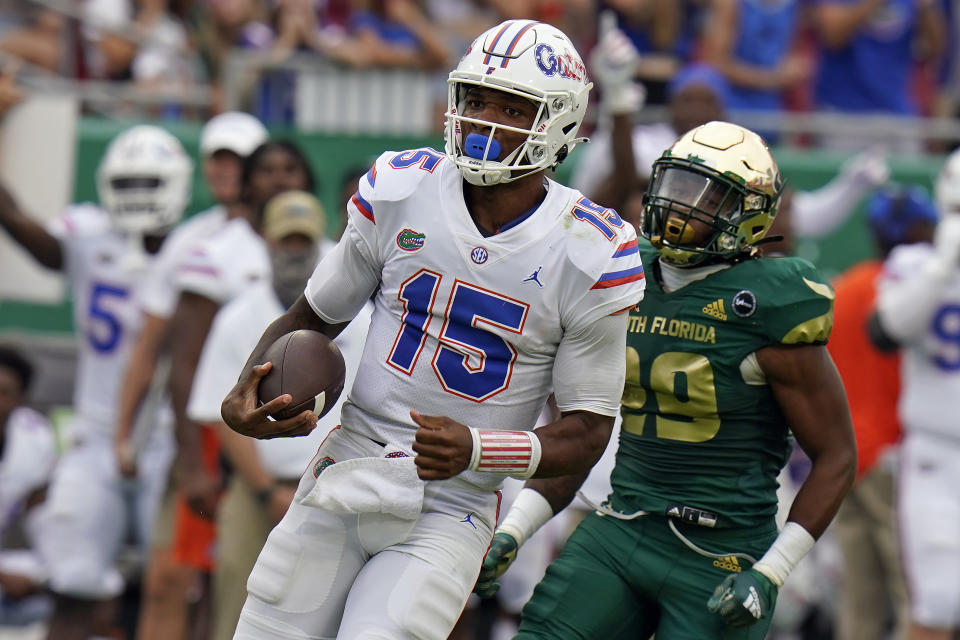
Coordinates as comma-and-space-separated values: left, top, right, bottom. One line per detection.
0, 0, 956, 144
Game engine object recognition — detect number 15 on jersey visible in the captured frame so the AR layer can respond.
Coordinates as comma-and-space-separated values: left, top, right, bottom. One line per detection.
388, 269, 529, 403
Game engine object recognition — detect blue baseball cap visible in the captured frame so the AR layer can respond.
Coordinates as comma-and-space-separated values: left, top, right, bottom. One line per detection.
667, 64, 731, 108
867, 184, 939, 246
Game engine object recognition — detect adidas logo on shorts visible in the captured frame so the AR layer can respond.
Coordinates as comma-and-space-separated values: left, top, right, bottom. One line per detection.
712, 556, 742, 573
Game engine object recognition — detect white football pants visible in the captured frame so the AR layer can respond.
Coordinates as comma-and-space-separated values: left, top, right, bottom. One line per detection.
233, 426, 499, 640
34, 423, 174, 599
899, 431, 960, 628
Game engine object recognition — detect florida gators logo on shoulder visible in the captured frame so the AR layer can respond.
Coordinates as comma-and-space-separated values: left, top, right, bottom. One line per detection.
313, 456, 335, 477
397, 228, 426, 252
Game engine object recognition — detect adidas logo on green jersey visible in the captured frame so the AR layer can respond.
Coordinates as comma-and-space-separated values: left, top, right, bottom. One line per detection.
702, 299, 727, 321
712, 556, 742, 573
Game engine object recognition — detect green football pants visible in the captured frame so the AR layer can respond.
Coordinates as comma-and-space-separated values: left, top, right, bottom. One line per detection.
516, 512, 777, 640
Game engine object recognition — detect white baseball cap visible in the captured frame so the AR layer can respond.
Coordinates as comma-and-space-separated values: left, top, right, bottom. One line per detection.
199, 111, 268, 158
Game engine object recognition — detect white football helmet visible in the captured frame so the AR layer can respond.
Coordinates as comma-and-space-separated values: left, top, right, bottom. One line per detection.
97, 125, 193, 235
445, 20, 592, 186
935, 147, 960, 216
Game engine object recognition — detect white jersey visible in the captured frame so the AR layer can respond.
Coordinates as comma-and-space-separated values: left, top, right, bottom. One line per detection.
49, 204, 160, 432
878, 243, 960, 439
305, 150, 645, 489
188, 267, 372, 479
175, 216, 269, 305
140, 205, 227, 319
0, 407, 56, 536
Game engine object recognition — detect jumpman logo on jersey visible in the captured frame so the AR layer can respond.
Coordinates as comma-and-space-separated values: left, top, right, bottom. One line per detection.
460, 513, 478, 529
524, 266, 544, 288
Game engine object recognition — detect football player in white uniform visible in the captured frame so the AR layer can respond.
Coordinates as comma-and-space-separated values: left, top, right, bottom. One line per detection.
0, 124, 192, 640
110, 112, 267, 640
221, 20, 646, 640
0, 346, 57, 627
115, 111, 268, 474
872, 149, 960, 640
149, 141, 317, 640
186, 191, 374, 640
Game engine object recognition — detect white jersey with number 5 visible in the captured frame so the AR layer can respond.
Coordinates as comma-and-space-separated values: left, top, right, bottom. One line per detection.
48, 204, 160, 435
305, 149, 645, 490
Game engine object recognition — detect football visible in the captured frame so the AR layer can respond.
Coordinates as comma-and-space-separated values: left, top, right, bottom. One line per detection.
257, 329, 346, 421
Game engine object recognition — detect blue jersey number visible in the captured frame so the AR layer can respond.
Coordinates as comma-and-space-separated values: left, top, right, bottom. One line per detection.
932, 304, 960, 371
571, 197, 624, 241
388, 275, 528, 401
87, 282, 129, 353
389, 269, 442, 374
389, 149, 444, 172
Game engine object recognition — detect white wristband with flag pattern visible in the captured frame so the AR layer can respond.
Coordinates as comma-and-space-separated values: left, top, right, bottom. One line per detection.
467, 428, 542, 479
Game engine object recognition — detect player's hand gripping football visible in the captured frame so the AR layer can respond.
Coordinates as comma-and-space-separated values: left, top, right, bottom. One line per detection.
410, 410, 473, 480
221, 362, 318, 439
706, 569, 778, 627
474, 532, 519, 598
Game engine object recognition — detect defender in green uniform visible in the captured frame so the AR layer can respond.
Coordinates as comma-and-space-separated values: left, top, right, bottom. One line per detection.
476, 121, 857, 639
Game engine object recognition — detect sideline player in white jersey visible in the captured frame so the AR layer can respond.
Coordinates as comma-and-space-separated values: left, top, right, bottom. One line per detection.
221, 19, 646, 640
115, 111, 268, 473
186, 191, 374, 640
872, 149, 960, 640
0, 124, 193, 640
142, 142, 318, 640
110, 112, 267, 640
0, 346, 57, 627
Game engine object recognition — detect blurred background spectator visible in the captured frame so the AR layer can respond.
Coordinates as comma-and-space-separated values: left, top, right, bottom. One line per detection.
0, 3, 64, 74
701, 0, 809, 119
811, 0, 946, 151
597, 0, 685, 106
0, 345, 56, 634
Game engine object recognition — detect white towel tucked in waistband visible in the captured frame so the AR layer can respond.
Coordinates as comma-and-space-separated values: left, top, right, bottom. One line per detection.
299, 444, 425, 519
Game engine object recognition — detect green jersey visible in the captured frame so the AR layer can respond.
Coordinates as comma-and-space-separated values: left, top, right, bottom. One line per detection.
611, 240, 835, 530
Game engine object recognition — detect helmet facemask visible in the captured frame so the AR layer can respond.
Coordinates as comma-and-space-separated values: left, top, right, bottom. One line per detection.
103, 175, 172, 234
443, 20, 591, 187
97, 125, 193, 236
641, 121, 782, 266
643, 160, 778, 266
445, 80, 584, 186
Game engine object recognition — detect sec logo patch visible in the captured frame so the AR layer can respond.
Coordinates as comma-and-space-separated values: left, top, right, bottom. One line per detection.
471, 246, 488, 264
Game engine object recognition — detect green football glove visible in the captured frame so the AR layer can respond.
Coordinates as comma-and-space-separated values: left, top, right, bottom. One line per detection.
474, 532, 519, 598
707, 569, 778, 627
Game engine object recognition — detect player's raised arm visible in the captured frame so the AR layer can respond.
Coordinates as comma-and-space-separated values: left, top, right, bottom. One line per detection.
0, 180, 63, 269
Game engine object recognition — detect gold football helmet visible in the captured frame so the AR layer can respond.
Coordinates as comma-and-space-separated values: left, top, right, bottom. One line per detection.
641, 121, 783, 266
